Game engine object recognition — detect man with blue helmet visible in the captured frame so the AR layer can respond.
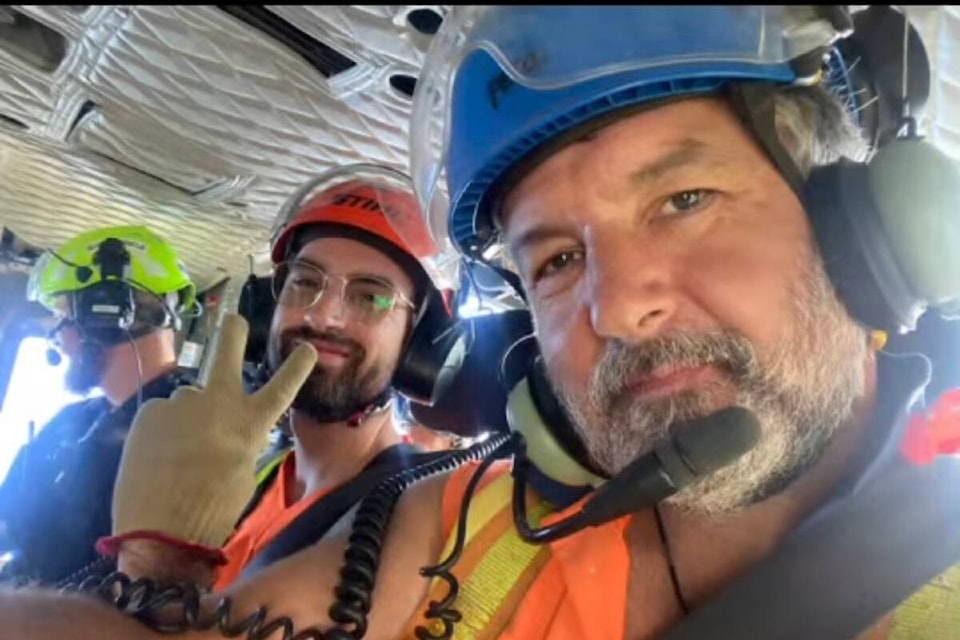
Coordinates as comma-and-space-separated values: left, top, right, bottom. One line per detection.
2, 6, 960, 640
396, 6, 960, 640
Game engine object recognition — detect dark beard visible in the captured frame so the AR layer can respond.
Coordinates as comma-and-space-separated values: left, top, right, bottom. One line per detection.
267, 327, 391, 423
64, 341, 105, 395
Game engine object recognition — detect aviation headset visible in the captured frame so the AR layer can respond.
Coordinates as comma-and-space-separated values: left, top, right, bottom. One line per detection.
270, 164, 468, 408
449, 6, 960, 488
59, 238, 184, 338
31, 227, 198, 365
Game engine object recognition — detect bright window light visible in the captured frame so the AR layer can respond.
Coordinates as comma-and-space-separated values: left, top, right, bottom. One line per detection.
459, 291, 504, 319
0, 338, 91, 483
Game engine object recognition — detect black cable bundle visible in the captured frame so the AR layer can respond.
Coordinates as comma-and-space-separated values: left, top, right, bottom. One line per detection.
55, 434, 516, 640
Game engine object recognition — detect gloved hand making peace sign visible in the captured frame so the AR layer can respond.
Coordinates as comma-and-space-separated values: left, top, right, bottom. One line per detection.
99, 313, 317, 560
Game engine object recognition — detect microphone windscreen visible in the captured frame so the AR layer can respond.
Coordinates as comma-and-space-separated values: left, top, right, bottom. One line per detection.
672, 405, 761, 476
46, 347, 62, 367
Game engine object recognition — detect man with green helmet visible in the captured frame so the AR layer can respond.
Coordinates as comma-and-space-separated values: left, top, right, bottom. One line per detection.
26, 224, 197, 396
0, 224, 199, 585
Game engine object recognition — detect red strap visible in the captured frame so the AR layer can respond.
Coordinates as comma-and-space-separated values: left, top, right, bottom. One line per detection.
96, 530, 228, 566
901, 388, 960, 465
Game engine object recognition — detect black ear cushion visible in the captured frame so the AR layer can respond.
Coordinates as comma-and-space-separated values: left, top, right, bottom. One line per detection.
804, 161, 915, 332
393, 288, 468, 405
527, 357, 607, 479
238, 274, 275, 365
407, 308, 536, 437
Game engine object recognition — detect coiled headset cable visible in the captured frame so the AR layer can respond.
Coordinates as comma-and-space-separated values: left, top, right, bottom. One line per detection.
413, 433, 521, 640
57, 433, 517, 640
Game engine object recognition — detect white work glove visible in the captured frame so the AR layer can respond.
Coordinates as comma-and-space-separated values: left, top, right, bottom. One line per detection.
99, 314, 317, 558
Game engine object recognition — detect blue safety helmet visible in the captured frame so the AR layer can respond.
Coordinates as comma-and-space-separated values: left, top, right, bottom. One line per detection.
410, 6, 859, 262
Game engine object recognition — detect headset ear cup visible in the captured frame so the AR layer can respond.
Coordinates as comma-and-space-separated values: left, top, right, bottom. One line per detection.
806, 138, 960, 334
805, 160, 922, 333
867, 138, 960, 321
505, 357, 607, 488
392, 289, 468, 405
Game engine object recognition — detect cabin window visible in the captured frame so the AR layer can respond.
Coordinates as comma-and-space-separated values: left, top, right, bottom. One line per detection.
0, 337, 93, 482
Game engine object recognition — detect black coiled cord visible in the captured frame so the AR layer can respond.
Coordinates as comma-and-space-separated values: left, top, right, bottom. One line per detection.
63, 566, 330, 639
414, 434, 521, 640
56, 555, 117, 590
328, 433, 518, 639
57, 433, 516, 640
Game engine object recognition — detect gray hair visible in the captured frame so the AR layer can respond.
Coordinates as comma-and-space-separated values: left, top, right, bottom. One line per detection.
765, 82, 871, 177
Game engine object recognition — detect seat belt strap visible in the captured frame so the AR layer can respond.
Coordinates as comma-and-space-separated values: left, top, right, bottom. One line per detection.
238, 443, 433, 580
661, 456, 960, 640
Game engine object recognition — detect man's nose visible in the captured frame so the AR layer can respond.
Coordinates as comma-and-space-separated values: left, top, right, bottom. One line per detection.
302, 279, 349, 331
586, 227, 680, 342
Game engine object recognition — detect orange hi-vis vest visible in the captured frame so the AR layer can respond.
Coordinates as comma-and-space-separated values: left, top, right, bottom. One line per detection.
214, 451, 333, 591
403, 462, 960, 640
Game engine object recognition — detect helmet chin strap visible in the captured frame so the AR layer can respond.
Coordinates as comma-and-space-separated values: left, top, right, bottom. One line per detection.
345, 388, 395, 428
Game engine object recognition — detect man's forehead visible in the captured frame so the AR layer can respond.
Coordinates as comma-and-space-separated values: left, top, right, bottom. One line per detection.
502, 99, 749, 234
294, 236, 412, 287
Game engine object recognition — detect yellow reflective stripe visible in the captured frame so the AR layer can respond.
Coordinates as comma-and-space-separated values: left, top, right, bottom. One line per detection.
890, 563, 960, 640
255, 449, 289, 486
407, 473, 554, 640
452, 518, 552, 640
436, 472, 517, 564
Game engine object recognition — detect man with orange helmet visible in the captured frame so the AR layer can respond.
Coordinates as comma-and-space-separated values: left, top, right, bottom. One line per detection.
198, 164, 466, 590
0, 165, 473, 640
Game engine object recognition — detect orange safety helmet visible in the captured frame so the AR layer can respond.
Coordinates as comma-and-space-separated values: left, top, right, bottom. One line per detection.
270, 164, 456, 313
271, 178, 438, 267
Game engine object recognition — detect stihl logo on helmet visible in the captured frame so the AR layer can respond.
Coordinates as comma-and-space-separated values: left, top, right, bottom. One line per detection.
331, 193, 381, 212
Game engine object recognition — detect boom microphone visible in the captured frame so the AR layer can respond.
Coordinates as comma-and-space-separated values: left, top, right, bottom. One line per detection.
580, 405, 761, 526
45, 324, 63, 366
46, 347, 62, 367
514, 406, 762, 543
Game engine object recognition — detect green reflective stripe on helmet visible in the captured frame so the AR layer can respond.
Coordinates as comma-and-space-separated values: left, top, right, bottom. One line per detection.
27, 225, 196, 314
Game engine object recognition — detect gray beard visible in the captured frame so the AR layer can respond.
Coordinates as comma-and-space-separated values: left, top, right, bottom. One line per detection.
550, 254, 868, 515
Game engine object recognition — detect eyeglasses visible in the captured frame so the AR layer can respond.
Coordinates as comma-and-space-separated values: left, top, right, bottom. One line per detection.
273, 260, 416, 324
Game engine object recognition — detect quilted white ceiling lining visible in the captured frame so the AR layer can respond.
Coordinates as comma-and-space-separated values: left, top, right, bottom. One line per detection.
0, 5, 959, 294
0, 5, 446, 291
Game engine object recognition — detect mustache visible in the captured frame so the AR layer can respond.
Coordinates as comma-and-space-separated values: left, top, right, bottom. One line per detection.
592, 330, 758, 404
279, 327, 364, 360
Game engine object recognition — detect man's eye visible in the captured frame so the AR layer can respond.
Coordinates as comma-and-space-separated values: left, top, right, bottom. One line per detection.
662, 189, 717, 216
291, 277, 322, 290
535, 250, 584, 281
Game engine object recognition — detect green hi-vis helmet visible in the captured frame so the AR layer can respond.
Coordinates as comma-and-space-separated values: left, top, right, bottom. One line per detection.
26, 225, 197, 315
